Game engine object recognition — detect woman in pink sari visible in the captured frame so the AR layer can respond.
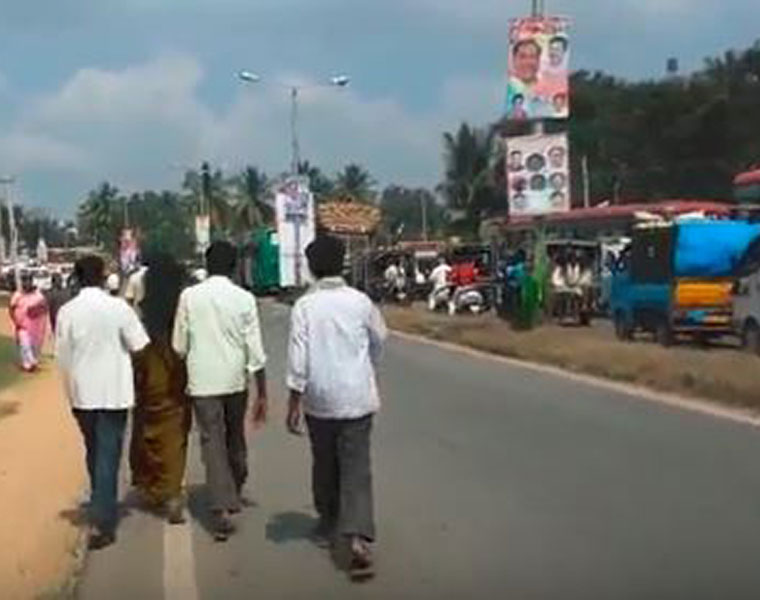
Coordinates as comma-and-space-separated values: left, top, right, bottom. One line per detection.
9, 272, 48, 372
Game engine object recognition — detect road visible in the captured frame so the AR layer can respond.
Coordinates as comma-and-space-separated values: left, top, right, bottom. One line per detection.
77, 300, 760, 599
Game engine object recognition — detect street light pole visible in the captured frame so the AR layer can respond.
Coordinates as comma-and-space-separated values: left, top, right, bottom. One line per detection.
290, 87, 300, 176
1, 176, 19, 289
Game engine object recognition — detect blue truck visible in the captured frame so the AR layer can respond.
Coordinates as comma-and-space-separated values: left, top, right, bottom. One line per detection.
610, 220, 760, 346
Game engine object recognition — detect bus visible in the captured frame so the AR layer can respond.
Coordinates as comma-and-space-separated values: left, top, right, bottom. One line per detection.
734, 167, 760, 204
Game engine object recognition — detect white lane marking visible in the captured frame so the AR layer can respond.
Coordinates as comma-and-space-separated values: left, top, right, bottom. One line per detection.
390, 329, 760, 429
163, 519, 199, 600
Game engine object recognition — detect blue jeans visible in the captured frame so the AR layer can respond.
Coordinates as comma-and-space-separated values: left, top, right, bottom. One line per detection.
73, 409, 128, 535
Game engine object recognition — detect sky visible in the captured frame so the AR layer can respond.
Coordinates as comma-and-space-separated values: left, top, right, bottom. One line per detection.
0, 0, 757, 217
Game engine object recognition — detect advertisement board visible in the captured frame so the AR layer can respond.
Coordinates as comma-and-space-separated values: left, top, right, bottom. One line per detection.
275, 177, 315, 287
195, 215, 211, 254
119, 228, 139, 273
505, 16, 570, 121
507, 132, 570, 216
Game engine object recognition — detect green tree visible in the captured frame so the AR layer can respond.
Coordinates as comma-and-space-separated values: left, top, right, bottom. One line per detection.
439, 123, 503, 236
78, 182, 120, 249
334, 164, 377, 203
229, 166, 273, 236
380, 185, 446, 240
298, 161, 334, 201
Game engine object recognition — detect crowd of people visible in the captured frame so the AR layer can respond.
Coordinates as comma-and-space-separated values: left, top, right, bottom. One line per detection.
7, 236, 386, 579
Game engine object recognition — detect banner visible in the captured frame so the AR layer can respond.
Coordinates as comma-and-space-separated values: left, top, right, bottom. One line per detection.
507, 132, 570, 216
505, 16, 570, 121
275, 177, 315, 287
195, 215, 210, 254
119, 228, 139, 273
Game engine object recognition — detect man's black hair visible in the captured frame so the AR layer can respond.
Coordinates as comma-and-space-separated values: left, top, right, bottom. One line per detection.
513, 39, 541, 57
306, 235, 346, 280
206, 240, 238, 277
550, 36, 569, 51
513, 93, 525, 103
74, 255, 106, 288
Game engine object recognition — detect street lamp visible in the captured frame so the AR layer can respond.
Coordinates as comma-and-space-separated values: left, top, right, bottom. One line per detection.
236, 71, 351, 175
0, 175, 20, 288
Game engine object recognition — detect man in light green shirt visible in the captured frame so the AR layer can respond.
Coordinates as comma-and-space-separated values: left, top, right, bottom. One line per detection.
173, 241, 268, 541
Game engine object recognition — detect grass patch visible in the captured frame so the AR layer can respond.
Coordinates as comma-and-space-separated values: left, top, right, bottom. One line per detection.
0, 333, 20, 391
384, 306, 760, 411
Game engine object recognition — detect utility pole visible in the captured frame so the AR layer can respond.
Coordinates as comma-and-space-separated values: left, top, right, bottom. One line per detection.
290, 87, 301, 176
582, 155, 591, 208
421, 193, 429, 241
1, 176, 19, 290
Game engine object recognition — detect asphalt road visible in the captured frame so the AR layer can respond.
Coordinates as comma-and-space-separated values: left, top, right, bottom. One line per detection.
77, 300, 760, 599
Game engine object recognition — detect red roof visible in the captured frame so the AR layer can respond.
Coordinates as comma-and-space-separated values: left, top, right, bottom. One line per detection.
508, 200, 733, 227
735, 169, 760, 186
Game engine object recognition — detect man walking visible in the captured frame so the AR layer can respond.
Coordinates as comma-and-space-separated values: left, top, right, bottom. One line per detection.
56, 255, 150, 550
286, 235, 387, 579
172, 240, 268, 541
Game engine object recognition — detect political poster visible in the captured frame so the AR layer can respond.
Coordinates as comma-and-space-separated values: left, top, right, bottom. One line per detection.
507, 132, 570, 216
505, 16, 570, 121
119, 228, 139, 273
195, 215, 211, 254
275, 177, 315, 287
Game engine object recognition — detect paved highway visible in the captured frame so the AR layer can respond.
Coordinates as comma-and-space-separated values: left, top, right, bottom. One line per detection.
78, 301, 760, 599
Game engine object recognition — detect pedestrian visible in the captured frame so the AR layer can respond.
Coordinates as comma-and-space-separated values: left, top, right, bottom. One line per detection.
172, 240, 268, 542
428, 256, 452, 311
55, 255, 150, 550
286, 235, 387, 579
9, 271, 49, 372
129, 253, 192, 524
45, 272, 70, 334
106, 273, 121, 297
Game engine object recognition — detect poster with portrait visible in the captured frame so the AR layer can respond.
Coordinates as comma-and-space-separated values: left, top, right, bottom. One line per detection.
507, 132, 570, 216
505, 16, 570, 121
194, 215, 210, 254
275, 177, 315, 287
119, 228, 139, 273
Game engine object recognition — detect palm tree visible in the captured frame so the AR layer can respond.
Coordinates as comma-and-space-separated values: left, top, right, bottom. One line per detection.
334, 164, 376, 203
78, 182, 120, 248
230, 166, 273, 235
438, 123, 500, 233
297, 161, 334, 201
182, 164, 231, 236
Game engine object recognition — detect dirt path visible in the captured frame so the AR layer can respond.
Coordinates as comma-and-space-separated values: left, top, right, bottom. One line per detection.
0, 316, 85, 599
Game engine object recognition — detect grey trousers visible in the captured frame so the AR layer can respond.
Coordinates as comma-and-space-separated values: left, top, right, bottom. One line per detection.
305, 414, 375, 541
192, 393, 248, 512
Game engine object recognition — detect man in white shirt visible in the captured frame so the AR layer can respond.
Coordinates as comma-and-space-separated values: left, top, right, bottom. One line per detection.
172, 241, 268, 541
56, 255, 150, 550
287, 235, 386, 579
428, 256, 452, 311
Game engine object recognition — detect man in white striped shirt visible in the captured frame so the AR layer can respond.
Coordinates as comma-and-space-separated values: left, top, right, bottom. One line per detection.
287, 235, 386, 579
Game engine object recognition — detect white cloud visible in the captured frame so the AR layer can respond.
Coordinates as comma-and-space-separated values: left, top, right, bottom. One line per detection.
10, 54, 501, 211
0, 132, 91, 172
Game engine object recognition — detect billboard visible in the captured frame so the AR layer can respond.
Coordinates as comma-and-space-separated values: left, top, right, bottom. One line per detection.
119, 228, 139, 273
505, 16, 570, 121
195, 215, 210, 254
507, 132, 570, 216
275, 177, 315, 287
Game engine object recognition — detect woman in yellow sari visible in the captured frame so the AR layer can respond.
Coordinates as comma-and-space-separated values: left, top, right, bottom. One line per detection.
129, 254, 191, 524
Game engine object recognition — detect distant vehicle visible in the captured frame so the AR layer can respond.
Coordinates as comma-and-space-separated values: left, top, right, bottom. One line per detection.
731, 235, 760, 354
544, 239, 600, 326
611, 220, 760, 346
734, 167, 760, 204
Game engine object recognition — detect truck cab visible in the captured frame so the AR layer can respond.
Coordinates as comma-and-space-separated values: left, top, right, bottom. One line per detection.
611, 220, 751, 346
733, 270, 760, 354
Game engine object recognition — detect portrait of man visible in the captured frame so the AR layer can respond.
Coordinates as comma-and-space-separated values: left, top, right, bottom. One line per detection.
548, 146, 567, 169
550, 172, 567, 191
552, 93, 568, 115
548, 36, 569, 69
550, 190, 567, 208
512, 39, 542, 86
508, 150, 525, 173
